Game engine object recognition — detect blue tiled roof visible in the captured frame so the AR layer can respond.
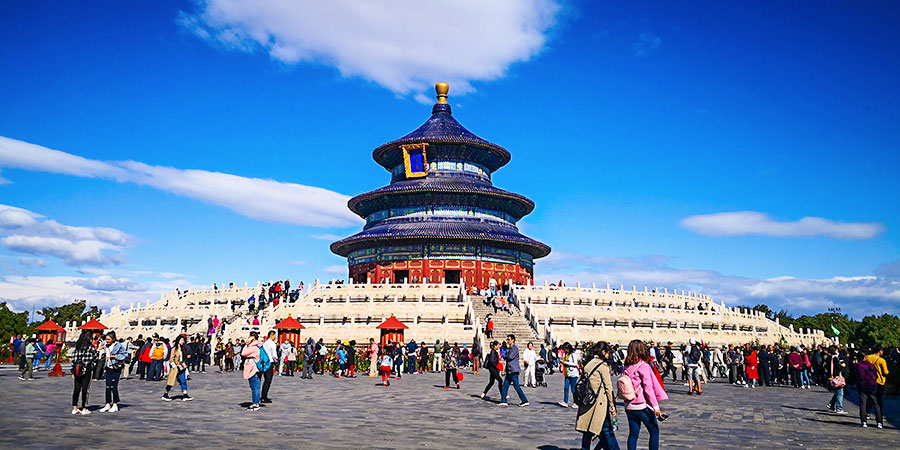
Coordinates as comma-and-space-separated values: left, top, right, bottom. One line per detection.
373, 103, 511, 170
348, 176, 534, 218
330, 217, 551, 258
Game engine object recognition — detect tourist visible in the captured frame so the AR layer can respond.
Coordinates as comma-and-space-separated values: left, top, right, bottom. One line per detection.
825, 345, 847, 414
99, 331, 127, 413
129, 335, 144, 377
623, 339, 667, 450
349, 340, 358, 377
523, 342, 538, 387
865, 345, 889, 418
279, 339, 291, 376
303, 338, 316, 379
148, 338, 168, 381
70, 330, 100, 415
559, 342, 580, 408
162, 335, 192, 402
660, 343, 675, 381
261, 331, 277, 402
856, 349, 883, 428
575, 341, 619, 450
406, 339, 417, 374
444, 346, 460, 389
393, 343, 404, 378
433, 340, 443, 373
684, 338, 703, 394
368, 338, 379, 377
336, 343, 348, 378
744, 346, 759, 389
42, 339, 57, 371
248, 293, 256, 314
18, 338, 36, 381
31, 339, 46, 371
757, 345, 771, 386
499, 334, 529, 407
285, 342, 296, 376
471, 340, 482, 374
225, 341, 235, 372
799, 347, 812, 388
481, 341, 503, 400
485, 317, 494, 339
215, 338, 224, 372
711, 345, 725, 379
380, 351, 393, 386
138, 337, 152, 380
241, 331, 264, 411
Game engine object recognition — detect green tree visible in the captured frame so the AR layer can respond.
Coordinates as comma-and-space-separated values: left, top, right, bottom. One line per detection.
0, 302, 31, 351
38, 300, 100, 326
854, 314, 900, 348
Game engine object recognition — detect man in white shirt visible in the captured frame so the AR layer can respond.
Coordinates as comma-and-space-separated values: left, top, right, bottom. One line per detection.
522, 342, 538, 387
279, 340, 292, 376
261, 331, 278, 403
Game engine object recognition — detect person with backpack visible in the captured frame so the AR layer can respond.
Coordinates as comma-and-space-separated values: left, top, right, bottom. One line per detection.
70, 330, 100, 415
684, 338, 703, 395
621, 340, 668, 450
864, 345, 889, 419
559, 342, 581, 408
856, 349, 883, 428
303, 338, 316, 379
18, 338, 37, 381
480, 341, 504, 400
575, 341, 619, 450
261, 331, 278, 403
499, 334, 529, 407
241, 331, 266, 411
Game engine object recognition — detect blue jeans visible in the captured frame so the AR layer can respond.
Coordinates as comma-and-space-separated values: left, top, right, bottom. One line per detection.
830, 386, 844, 411
176, 371, 187, 392
564, 376, 579, 403
249, 373, 262, 405
148, 360, 163, 380
582, 412, 620, 450
800, 369, 811, 387
626, 408, 659, 450
501, 372, 528, 403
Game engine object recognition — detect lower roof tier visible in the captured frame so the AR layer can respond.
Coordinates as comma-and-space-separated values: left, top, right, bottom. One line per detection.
348, 176, 535, 219
330, 219, 551, 259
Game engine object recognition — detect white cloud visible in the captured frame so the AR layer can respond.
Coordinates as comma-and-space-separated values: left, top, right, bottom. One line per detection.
536, 253, 900, 318
321, 264, 346, 275
680, 211, 885, 240
0, 204, 134, 266
0, 136, 362, 228
18, 257, 47, 268
180, 0, 560, 98
632, 32, 660, 56
70, 275, 144, 292
310, 233, 342, 241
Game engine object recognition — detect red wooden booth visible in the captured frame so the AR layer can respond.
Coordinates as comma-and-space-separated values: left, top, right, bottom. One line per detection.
79, 318, 108, 339
35, 320, 67, 377
376, 315, 408, 347
274, 316, 305, 348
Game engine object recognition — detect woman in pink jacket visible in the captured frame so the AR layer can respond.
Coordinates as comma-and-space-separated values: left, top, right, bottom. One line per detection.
241, 331, 263, 411
623, 340, 668, 450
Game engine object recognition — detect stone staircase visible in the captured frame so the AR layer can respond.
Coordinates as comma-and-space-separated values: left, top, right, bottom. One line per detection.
470, 295, 541, 348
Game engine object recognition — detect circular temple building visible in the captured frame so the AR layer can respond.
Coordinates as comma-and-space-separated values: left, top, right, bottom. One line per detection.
331, 83, 550, 288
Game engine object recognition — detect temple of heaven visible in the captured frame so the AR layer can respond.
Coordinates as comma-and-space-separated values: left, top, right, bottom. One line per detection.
331, 83, 550, 288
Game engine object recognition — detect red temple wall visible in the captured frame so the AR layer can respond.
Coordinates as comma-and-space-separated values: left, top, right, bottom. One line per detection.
348, 259, 532, 289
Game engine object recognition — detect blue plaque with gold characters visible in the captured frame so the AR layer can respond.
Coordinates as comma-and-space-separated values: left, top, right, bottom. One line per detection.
401, 143, 429, 178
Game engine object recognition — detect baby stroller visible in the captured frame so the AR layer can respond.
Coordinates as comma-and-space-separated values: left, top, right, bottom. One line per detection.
535, 359, 548, 387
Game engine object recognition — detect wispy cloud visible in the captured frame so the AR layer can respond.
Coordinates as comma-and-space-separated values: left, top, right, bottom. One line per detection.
179, 0, 560, 99
536, 253, 900, 317
0, 204, 134, 266
632, 32, 661, 56
310, 233, 342, 241
70, 275, 144, 292
0, 136, 362, 228
680, 211, 885, 240
18, 257, 47, 268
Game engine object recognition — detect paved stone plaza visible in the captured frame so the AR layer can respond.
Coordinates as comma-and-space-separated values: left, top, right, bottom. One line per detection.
0, 365, 897, 449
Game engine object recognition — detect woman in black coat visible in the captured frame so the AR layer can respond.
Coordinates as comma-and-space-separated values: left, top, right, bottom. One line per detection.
480, 341, 504, 400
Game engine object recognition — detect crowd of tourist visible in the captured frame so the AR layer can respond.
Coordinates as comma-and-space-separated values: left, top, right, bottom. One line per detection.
6, 326, 896, 446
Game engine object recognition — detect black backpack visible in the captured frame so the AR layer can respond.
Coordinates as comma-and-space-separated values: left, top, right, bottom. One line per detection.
573, 361, 604, 408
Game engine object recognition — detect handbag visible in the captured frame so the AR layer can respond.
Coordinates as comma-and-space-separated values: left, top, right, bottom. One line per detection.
829, 357, 845, 388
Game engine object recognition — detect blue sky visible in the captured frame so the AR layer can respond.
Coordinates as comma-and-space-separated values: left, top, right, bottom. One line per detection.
1, 1, 898, 320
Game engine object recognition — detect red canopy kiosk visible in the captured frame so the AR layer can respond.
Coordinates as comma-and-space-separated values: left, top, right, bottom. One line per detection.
274, 315, 306, 348
376, 315, 408, 347
35, 320, 66, 377
79, 318, 108, 339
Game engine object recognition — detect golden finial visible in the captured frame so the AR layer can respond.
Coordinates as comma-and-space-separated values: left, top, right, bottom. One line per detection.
435, 82, 449, 104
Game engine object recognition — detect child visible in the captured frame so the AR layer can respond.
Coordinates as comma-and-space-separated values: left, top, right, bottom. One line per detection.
380, 353, 393, 386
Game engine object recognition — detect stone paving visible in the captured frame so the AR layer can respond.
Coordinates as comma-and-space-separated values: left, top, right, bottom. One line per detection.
0, 364, 897, 449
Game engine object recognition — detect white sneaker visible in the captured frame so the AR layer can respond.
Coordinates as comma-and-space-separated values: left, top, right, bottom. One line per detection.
558, 401, 568, 408
71, 409, 80, 415
498, 402, 508, 406
877, 423, 883, 429
81, 409, 91, 415
109, 404, 118, 413
570, 403, 578, 409
862, 423, 868, 428
99, 405, 111, 413
479, 393, 485, 399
